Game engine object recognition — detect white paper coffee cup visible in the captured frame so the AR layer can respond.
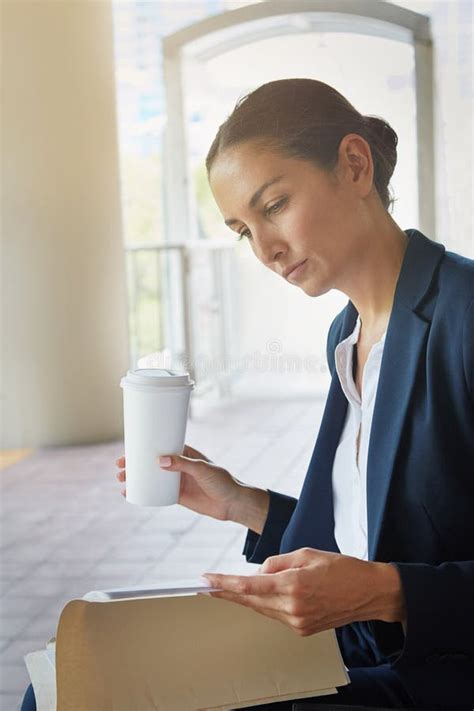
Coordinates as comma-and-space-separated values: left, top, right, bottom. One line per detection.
120, 368, 194, 507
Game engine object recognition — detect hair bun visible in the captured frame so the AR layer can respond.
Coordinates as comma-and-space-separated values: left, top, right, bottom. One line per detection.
364, 115, 398, 193
365, 115, 398, 152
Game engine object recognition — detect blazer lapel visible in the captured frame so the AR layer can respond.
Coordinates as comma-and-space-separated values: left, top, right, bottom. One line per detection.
367, 307, 428, 560
290, 302, 358, 554
367, 230, 445, 560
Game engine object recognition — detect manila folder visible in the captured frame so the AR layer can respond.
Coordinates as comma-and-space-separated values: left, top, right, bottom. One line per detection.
56, 592, 349, 710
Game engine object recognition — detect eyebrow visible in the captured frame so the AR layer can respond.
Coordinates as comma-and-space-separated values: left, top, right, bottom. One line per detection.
224, 175, 285, 227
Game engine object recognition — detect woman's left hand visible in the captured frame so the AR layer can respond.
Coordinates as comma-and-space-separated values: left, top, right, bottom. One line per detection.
202, 547, 405, 636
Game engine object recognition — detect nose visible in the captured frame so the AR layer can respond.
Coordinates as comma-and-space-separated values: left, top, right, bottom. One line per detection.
252, 226, 286, 267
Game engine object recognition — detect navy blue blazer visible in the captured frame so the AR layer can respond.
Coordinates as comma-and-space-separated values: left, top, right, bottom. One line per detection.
243, 228, 474, 670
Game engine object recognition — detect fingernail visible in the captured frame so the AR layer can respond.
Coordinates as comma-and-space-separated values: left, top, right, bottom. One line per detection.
159, 456, 172, 467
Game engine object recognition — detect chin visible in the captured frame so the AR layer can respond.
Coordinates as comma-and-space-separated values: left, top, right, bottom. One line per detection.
300, 281, 330, 298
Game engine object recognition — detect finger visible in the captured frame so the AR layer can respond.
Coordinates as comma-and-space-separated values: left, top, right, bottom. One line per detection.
183, 444, 208, 461
120, 489, 126, 497
116, 456, 125, 467
259, 549, 311, 574
208, 592, 290, 625
209, 590, 287, 613
116, 471, 125, 482
202, 573, 278, 596
209, 592, 319, 636
157, 454, 211, 473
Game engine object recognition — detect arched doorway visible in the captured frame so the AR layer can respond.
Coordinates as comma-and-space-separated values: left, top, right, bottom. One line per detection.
161, 1, 433, 400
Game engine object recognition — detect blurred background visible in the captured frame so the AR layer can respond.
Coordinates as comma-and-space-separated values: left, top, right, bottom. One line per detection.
1, 0, 472, 707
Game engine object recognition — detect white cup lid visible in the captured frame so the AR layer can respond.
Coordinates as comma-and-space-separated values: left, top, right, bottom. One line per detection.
120, 368, 194, 389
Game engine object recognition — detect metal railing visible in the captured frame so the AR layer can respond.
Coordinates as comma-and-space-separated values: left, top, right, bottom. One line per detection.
125, 239, 240, 404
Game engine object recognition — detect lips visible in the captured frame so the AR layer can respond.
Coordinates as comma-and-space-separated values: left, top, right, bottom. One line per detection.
283, 259, 307, 280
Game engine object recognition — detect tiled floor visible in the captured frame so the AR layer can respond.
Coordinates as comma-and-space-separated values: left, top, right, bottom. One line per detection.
0, 393, 326, 710
0, 452, 33, 472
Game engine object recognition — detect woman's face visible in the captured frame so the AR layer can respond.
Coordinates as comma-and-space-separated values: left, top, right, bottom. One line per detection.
208, 138, 373, 297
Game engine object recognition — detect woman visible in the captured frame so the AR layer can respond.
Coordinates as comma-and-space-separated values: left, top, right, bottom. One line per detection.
22, 79, 474, 710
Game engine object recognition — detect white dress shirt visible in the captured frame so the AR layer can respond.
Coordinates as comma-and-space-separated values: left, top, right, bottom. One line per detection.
332, 315, 387, 560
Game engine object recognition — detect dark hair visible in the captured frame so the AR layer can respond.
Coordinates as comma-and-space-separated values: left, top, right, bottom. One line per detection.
206, 78, 398, 212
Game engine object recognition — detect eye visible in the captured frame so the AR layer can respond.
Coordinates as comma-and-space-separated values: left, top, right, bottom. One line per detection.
236, 228, 252, 242
265, 197, 287, 216
235, 197, 288, 242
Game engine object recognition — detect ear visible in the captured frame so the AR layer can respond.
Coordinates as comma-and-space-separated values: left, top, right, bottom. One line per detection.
336, 133, 374, 198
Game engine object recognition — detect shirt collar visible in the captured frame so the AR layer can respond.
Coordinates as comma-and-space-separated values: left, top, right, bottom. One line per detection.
335, 316, 387, 406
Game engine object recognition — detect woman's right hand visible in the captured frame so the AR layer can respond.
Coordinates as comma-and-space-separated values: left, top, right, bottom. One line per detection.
115, 444, 246, 523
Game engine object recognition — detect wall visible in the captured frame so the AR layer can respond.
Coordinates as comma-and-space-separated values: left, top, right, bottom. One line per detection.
397, 0, 472, 256
1, 0, 130, 447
